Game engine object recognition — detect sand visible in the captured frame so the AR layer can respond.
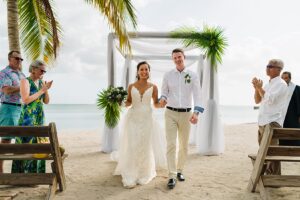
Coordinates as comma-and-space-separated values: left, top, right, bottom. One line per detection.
1, 123, 300, 200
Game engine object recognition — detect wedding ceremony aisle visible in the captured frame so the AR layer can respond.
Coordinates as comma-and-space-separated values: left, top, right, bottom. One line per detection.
2, 123, 300, 200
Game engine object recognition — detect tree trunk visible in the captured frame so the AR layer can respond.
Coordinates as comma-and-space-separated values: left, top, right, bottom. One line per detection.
7, 0, 20, 52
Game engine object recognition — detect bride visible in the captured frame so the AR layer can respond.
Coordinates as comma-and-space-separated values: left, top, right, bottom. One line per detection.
112, 61, 166, 188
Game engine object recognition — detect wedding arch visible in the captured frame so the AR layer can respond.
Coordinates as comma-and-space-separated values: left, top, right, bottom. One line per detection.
102, 30, 226, 156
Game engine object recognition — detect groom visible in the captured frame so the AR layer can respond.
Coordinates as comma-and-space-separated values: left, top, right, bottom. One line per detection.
159, 48, 204, 189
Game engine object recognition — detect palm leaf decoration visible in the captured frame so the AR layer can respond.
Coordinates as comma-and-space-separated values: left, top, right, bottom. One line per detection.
84, 0, 137, 54
97, 90, 120, 128
171, 25, 227, 71
18, 0, 62, 64
97, 87, 127, 128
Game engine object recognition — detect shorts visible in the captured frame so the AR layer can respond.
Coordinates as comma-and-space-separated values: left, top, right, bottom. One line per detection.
0, 104, 21, 140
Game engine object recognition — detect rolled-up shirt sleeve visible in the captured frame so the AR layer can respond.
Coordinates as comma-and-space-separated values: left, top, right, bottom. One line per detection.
263, 83, 287, 105
192, 74, 204, 113
160, 73, 168, 101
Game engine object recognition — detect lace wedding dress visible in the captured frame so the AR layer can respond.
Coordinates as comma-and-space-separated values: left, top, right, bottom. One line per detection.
112, 85, 166, 187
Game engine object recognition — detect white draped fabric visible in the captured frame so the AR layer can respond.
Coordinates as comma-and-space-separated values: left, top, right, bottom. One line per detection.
102, 33, 224, 156
194, 61, 224, 155
101, 125, 119, 153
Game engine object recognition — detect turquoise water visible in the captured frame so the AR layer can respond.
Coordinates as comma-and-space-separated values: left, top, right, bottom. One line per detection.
44, 104, 259, 131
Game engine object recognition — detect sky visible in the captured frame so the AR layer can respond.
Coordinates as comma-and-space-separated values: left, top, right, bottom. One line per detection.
1, 0, 300, 105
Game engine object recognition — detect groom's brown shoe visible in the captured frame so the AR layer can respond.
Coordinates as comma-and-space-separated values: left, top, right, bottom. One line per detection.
177, 173, 185, 181
167, 178, 176, 189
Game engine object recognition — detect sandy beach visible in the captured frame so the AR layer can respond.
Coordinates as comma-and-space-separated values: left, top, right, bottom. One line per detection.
1, 123, 300, 200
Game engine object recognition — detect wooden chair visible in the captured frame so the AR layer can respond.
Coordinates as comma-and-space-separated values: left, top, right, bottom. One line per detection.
0, 122, 67, 200
247, 127, 300, 200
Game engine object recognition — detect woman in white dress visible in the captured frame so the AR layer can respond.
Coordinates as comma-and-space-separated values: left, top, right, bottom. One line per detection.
113, 61, 166, 188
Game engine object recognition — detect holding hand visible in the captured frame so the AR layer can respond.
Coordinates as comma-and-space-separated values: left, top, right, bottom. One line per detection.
159, 98, 167, 108
189, 113, 198, 124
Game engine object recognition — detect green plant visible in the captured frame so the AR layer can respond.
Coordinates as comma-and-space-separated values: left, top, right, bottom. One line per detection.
97, 86, 127, 128
171, 25, 228, 71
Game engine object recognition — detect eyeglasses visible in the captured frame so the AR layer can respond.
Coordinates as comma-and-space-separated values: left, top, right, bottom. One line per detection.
266, 65, 281, 69
12, 57, 24, 61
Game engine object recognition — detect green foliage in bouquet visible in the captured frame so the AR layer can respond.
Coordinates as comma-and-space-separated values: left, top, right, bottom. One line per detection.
97, 86, 128, 128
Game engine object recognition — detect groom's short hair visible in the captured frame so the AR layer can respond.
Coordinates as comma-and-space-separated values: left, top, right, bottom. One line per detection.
172, 48, 185, 57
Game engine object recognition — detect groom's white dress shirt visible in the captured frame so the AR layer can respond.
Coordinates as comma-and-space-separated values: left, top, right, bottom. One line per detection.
258, 76, 288, 126
161, 68, 204, 113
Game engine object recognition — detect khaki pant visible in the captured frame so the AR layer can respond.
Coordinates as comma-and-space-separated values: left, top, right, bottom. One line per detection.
165, 109, 191, 178
258, 122, 281, 175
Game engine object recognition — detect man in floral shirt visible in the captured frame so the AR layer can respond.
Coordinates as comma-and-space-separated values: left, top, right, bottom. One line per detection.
0, 50, 25, 173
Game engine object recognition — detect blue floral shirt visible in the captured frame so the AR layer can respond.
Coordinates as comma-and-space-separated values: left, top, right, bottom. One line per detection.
0, 66, 26, 103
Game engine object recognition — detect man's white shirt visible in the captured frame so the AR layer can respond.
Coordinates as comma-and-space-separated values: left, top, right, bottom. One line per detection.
258, 76, 288, 126
161, 68, 204, 113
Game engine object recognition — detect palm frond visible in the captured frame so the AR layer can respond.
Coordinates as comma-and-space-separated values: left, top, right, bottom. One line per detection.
97, 92, 120, 128
96, 86, 127, 128
171, 25, 228, 71
84, 0, 137, 54
18, 0, 42, 61
39, 0, 61, 60
18, 0, 62, 64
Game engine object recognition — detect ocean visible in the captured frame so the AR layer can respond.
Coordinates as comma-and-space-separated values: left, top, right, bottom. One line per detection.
44, 104, 259, 131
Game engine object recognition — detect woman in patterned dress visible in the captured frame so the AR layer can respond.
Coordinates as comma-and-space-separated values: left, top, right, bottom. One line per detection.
12, 60, 53, 173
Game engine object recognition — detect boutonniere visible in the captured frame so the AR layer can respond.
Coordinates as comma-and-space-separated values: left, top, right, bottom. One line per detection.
184, 73, 191, 84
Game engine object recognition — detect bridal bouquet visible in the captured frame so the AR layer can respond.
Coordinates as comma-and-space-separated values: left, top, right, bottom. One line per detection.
97, 86, 128, 128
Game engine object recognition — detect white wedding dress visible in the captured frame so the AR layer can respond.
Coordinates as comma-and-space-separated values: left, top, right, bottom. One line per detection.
112, 85, 167, 187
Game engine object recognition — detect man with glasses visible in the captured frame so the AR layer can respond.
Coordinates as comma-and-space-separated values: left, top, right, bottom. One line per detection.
252, 59, 288, 175
0, 50, 26, 173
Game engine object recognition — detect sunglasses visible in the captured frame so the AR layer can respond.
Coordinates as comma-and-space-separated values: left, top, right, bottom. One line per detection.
40, 69, 47, 74
13, 57, 24, 61
266, 65, 281, 69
